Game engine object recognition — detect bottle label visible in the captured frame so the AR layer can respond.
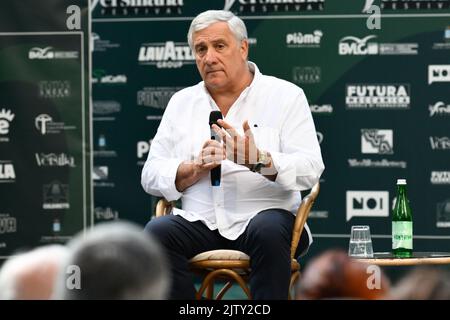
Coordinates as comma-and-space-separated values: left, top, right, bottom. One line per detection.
392, 221, 413, 249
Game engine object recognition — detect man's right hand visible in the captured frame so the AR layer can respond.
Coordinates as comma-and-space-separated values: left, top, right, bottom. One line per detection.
175, 139, 225, 192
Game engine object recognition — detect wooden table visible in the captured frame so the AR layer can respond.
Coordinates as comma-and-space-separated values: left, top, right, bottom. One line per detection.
355, 252, 450, 266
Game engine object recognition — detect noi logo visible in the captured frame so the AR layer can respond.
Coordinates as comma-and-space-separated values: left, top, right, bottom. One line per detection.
428, 65, 450, 84
431, 171, 450, 184
346, 191, 389, 221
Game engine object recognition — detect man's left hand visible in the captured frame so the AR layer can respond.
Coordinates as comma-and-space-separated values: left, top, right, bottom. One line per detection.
211, 119, 258, 169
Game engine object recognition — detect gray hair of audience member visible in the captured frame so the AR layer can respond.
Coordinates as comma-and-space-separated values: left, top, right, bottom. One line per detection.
389, 266, 450, 300
187, 10, 248, 50
53, 221, 170, 300
0, 245, 69, 300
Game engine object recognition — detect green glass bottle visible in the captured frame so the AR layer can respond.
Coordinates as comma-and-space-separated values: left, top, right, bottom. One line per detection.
392, 179, 413, 258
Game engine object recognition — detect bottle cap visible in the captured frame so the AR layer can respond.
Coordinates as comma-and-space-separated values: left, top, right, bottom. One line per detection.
397, 179, 407, 185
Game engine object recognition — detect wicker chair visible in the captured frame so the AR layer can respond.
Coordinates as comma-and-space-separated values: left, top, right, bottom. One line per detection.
155, 182, 320, 300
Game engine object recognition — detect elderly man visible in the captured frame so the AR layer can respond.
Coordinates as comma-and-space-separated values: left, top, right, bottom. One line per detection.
142, 10, 324, 299
0, 245, 68, 300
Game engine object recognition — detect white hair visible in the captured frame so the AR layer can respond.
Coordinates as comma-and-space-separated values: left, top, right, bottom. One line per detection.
0, 245, 69, 300
187, 10, 248, 50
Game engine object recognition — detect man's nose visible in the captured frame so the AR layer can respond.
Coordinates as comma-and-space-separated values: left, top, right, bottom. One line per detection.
204, 48, 218, 64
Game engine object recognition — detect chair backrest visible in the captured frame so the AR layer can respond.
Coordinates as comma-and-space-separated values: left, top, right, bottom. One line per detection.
290, 183, 320, 260
154, 182, 321, 261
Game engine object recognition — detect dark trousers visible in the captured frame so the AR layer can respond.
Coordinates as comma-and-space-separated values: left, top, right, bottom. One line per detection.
145, 208, 309, 300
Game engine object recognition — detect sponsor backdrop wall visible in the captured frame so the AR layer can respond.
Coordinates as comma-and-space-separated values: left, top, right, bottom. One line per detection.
0, 0, 92, 258
96, 0, 449, 259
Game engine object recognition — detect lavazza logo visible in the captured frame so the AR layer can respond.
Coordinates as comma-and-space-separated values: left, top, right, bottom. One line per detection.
346, 84, 410, 109
429, 101, 450, 117
35, 153, 75, 167
29, 47, 78, 60
137, 87, 183, 109
431, 171, 450, 184
430, 136, 450, 150
0, 108, 15, 142
339, 35, 418, 56
286, 30, 323, 48
138, 41, 194, 68
0, 160, 15, 183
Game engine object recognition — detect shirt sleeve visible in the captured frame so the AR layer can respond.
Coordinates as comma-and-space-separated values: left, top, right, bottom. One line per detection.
267, 89, 325, 191
141, 105, 184, 202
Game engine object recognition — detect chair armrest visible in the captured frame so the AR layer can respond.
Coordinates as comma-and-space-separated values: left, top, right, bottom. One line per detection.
155, 198, 174, 218
290, 183, 320, 259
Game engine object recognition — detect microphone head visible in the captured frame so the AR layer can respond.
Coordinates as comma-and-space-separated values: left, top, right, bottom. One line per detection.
209, 111, 223, 127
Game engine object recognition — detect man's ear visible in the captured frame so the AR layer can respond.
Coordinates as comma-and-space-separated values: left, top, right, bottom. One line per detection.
240, 39, 249, 60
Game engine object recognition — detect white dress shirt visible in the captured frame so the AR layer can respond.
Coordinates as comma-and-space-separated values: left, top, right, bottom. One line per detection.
141, 62, 324, 248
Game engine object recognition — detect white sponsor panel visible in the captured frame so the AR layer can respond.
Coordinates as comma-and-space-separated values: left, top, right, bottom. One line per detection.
428, 65, 450, 84
346, 191, 389, 221
361, 129, 393, 154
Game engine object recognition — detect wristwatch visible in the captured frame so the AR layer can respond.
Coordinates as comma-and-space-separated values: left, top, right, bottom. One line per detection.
251, 149, 271, 173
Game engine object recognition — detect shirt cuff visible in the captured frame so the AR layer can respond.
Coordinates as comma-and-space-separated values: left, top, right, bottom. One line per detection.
159, 158, 184, 201
269, 151, 298, 190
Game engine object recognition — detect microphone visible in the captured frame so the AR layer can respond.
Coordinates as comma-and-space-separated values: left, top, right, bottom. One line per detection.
209, 111, 223, 186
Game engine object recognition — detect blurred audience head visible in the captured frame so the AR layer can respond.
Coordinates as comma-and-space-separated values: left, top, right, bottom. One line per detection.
0, 245, 68, 300
53, 221, 170, 300
389, 266, 450, 300
296, 249, 390, 300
